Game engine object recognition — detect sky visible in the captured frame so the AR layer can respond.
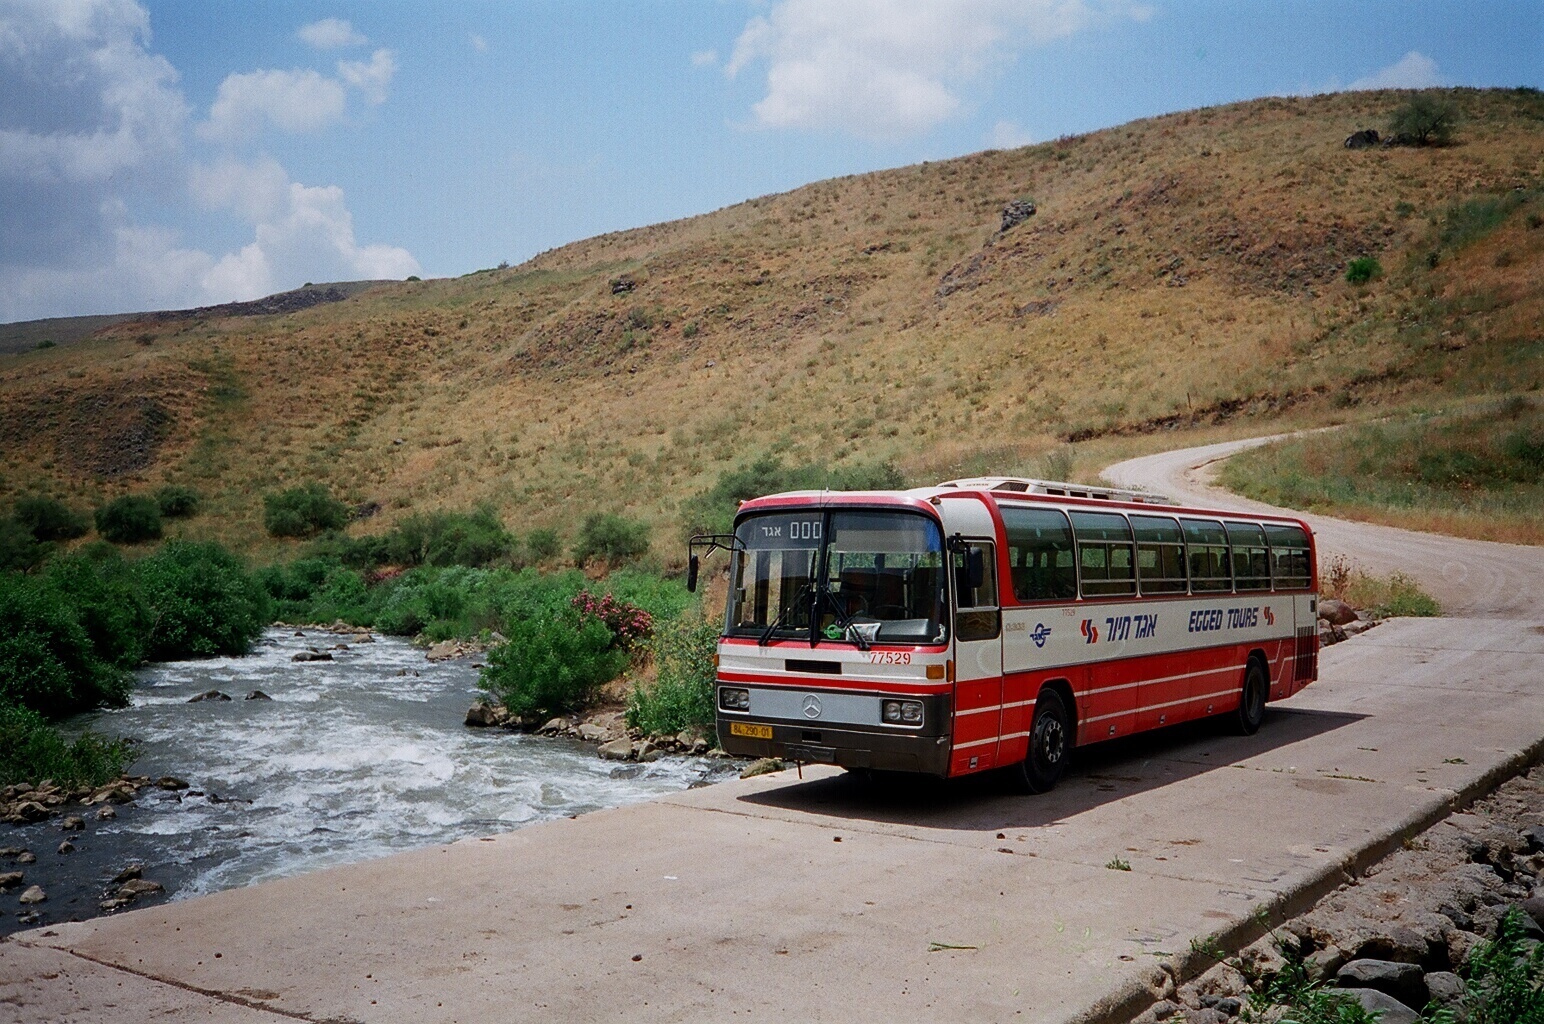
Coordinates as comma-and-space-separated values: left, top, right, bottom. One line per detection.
1, 1, 1539, 323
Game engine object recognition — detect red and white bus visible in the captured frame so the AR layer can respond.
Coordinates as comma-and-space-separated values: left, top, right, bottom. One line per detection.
688, 477, 1319, 792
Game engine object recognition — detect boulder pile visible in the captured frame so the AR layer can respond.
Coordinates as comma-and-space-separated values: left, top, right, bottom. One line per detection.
1125, 765, 1544, 1024
2, 776, 150, 826
1317, 597, 1379, 647
464, 701, 725, 762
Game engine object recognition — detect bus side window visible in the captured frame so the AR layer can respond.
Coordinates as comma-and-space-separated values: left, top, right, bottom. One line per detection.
1001, 507, 1076, 601
1181, 518, 1232, 592
1070, 510, 1136, 598
1130, 514, 1187, 594
1225, 522, 1271, 591
1264, 524, 1312, 589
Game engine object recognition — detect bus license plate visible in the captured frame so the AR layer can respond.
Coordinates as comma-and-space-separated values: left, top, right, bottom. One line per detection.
730, 722, 773, 740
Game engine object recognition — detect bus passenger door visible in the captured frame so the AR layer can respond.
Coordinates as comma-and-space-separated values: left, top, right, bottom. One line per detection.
951, 541, 1003, 772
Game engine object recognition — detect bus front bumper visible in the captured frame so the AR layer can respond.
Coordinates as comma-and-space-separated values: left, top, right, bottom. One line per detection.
716, 697, 952, 777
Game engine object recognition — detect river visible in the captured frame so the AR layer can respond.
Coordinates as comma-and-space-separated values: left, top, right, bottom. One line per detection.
3, 627, 737, 936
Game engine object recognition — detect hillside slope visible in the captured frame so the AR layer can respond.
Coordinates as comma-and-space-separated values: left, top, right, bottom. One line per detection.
1, 88, 1541, 558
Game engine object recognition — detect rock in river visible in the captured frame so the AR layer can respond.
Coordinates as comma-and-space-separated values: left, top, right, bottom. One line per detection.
18, 885, 46, 904
188, 689, 232, 702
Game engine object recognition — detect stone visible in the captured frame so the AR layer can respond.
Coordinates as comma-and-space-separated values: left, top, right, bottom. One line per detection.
1344, 989, 1418, 1024
245, 690, 272, 701
117, 878, 165, 898
1423, 971, 1464, 1008
1509, 903, 1544, 939
598, 738, 634, 761
1523, 825, 1544, 854
740, 758, 785, 779
113, 864, 143, 884
610, 275, 635, 295
188, 688, 233, 701
1337, 959, 1426, 1009
61, 815, 84, 831
1318, 598, 1358, 626
16, 911, 39, 926
95, 804, 116, 820
632, 740, 656, 760
99, 898, 130, 911
18, 885, 46, 904
11, 801, 50, 823
1344, 129, 1381, 149
290, 651, 332, 663
639, 749, 663, 763
464, 702, 505, 728
16, 851, 35, 864
1304, 945, 1346, 982
576, 723, 608, 743
56, 840, 74, 855
1134, 999, 1178, 1024
156, 776, 189, 791
1184, 1011, 1228, 1024
690, 738, 710, 755
425, 641, 460, 662
1353, 925, 1441, 968
0, 872, 21, 888
1212, 997, 1242, 1017
540, 718, 570, 735
999, 199, 1037, 233
1446, 928, 1480, 968
1436, 901, 1473, 931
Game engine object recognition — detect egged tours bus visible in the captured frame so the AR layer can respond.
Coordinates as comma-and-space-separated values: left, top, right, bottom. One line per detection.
687, 477, 1318, 793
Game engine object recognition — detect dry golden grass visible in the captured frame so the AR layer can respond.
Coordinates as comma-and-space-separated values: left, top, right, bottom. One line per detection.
1, 88, 1542, 561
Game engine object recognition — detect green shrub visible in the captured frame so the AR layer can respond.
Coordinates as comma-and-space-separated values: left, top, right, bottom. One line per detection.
479, 609, 627, 719
525, 528, 561, 562
1344, 256, 1382, 284
383, 507, 515, 567
154, 484, 201, 519
13, 495, 90, 541
263, 483, 349, 538
1460, 907, 1544, 1023
626, 616, 720, 740
571, 512, 651, 566
135, 541, 271, 661
43, 546, 151, 669
0, 574, 129, 716
95, 494, 163, 544
1387, 92, 1460, 146
0, 518, 51, 572
0, 704, 133, 788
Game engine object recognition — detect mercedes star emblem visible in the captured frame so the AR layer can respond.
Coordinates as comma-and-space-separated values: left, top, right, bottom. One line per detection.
801, 694, 822, 718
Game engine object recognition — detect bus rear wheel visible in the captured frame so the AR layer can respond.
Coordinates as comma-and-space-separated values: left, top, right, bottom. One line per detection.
1234, 660, 1268, 735
1014, 689, 1071, 794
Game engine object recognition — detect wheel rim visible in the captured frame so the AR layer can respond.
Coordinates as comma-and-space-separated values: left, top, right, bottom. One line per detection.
1035, 713, 1065, 769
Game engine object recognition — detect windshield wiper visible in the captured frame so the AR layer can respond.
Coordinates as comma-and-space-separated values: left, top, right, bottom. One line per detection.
758, 582, 812, 646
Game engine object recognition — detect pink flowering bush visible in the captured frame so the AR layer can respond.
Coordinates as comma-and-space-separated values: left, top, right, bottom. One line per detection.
570, 590, 653, 651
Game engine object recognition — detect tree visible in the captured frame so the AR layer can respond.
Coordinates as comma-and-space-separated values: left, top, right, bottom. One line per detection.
95, 495, 163, 544
1388, 93, 1459, 147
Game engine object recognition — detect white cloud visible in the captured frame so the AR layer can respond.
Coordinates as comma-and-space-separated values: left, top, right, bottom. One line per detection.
0, 1, 418, 321
297, 17, 366, 50
691, 48, 718, 67
725, 0, 1132, 139
986, 119, 1034, 148
200, 68, 347, 140
337, 48, 397, 105
1348, 51, 1442, 91
469, 33, 488, 53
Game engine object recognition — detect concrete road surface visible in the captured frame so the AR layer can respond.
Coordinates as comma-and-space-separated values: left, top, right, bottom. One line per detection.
5, 437, 1543, 1024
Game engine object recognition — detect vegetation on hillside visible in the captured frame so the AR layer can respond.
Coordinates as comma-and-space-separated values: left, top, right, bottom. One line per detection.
1219, 397, 1544, 544
1, 88, 1538, 556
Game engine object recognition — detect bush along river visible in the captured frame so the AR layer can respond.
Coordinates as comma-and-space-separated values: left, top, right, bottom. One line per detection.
1, 627, 738, 936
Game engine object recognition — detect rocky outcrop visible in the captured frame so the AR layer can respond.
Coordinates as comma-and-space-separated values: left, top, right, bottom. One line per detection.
2, 776, 150, 825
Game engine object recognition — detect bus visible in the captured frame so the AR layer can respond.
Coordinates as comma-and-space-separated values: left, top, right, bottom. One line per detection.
686, 476, 1318, 792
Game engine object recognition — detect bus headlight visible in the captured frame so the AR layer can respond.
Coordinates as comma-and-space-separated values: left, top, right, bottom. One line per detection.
882, 699, 923, 726
719, 687, 750, 711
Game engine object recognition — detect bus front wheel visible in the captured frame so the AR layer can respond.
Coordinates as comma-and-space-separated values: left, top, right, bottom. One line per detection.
1234, 660, 1268, 735
1014, 689, 1071, 794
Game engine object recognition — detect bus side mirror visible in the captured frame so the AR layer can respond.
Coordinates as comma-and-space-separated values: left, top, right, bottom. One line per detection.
686, 554, 700, 593
966, 547, 985, 590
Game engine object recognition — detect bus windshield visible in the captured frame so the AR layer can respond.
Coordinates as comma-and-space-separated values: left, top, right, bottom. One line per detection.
728, 510, 948, 645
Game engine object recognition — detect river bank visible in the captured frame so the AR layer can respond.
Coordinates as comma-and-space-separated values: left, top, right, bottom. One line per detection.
2, 627, 741, 937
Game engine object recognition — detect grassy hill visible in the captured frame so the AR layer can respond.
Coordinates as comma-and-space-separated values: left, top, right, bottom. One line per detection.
1, 87, 1541, 561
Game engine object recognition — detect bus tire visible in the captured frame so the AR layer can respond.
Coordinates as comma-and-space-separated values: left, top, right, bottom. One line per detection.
1015, 688, 1071, 794
1235, 659, 1268, 735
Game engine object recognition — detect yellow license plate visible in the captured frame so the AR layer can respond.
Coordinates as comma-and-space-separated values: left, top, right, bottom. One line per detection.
730, 722, 773, 740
